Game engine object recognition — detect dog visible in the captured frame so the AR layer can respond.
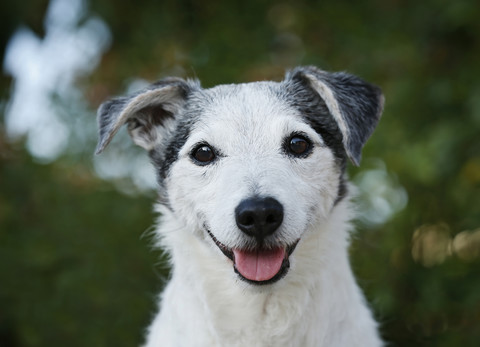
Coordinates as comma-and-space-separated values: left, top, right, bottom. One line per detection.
96, 66, 384, 347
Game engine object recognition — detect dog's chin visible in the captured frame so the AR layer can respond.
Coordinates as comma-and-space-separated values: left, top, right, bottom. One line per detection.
206, 230, 299, 286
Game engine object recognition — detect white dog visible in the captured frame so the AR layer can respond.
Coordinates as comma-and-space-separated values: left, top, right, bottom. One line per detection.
96, 66, 384, 347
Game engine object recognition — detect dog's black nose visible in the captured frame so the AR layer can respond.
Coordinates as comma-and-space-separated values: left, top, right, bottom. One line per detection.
235, 197, 284, 241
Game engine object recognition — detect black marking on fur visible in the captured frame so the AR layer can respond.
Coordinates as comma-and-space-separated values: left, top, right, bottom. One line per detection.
147, 114, 194, 207
154, 118, 193, 181
151, 97, 209, 178
282, 71, 347, 163
316, 71, 383, 165
281, 71, 348, 204
96, 77, 198, 154
288, 66, 383, 166
335, 176, 348, 205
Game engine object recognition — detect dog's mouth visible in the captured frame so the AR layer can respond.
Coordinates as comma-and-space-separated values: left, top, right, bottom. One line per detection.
207, 230, 299, 285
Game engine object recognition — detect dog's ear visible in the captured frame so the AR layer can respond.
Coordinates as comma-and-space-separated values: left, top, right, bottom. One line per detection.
95, 78, 198, 154
286, 66, 384, 166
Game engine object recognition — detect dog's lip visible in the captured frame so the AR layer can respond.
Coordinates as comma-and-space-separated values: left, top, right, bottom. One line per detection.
206, 229, 299, 285
207, 229, 235, 260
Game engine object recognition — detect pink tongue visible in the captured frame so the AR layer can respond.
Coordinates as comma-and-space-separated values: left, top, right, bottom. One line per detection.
233, 247, 285, 282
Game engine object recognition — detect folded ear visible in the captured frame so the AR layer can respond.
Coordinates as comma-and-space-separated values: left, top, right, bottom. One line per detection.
287, 66, 384, 166
95, 77, 198, 154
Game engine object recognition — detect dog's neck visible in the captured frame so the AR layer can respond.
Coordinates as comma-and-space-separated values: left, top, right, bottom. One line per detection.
146, 200, 381, 346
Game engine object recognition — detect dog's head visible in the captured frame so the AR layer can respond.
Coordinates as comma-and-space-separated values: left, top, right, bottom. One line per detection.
96, 66, 383, 285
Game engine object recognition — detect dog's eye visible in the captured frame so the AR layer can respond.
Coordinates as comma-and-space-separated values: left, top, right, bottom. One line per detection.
288, 135, 311, 156
191, 144, 215, 164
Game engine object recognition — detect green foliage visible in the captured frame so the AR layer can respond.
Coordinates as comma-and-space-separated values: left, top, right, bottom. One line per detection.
0, 144, 166, 346
1, 0, 480, 346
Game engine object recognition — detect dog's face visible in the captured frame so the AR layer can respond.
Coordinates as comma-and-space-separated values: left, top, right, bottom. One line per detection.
96, 66, 383, 285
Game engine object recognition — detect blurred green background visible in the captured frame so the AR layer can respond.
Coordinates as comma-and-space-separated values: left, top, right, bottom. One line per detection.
1, 0, 479, 346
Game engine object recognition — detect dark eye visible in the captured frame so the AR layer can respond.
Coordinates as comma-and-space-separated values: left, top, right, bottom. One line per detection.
191, 144, 215, 164
288, 135, 311, 156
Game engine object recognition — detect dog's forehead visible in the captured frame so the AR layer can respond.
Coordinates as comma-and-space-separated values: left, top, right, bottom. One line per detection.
185, 81, 306, 144
197, 82, 289, 117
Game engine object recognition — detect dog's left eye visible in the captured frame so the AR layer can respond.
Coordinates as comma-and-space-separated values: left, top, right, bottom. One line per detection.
287, 135, 311, 156
191, 144, 216, 164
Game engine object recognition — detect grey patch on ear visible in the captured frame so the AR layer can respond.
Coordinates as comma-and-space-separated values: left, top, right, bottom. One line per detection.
95, 77, 200, 154
287, 66, 384, 166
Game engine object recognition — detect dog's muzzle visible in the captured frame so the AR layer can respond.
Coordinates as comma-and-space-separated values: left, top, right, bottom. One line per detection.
207, 197, 299, 285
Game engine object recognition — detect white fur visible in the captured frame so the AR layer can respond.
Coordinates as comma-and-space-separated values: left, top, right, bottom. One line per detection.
141, 85, 382, 347
145, 200, 381, 347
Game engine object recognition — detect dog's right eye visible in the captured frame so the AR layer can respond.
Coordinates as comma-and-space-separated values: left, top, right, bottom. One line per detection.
191, 144, 216, 164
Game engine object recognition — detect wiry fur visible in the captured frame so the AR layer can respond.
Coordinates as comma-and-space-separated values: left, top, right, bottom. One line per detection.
96, 66, 384, 347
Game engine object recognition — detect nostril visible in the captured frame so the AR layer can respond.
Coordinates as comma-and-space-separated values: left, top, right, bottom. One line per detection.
265, 214, 276, 225
240, 213, 255, 227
